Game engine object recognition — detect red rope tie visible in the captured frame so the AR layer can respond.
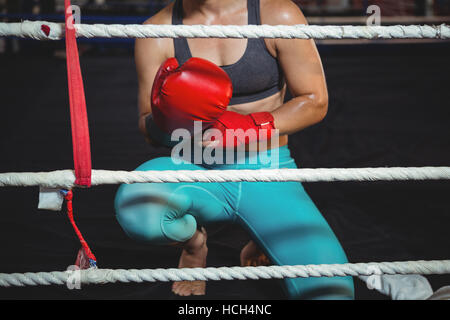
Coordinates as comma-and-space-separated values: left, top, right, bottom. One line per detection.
63, 190, 97, 268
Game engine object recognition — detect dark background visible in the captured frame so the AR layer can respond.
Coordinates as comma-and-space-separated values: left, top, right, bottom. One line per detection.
2, 0, 450, 17
0, 39, 449, 300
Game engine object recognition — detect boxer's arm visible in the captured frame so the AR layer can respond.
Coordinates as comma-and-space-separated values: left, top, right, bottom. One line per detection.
262, 0, 329, 135
135, 12, 173, 144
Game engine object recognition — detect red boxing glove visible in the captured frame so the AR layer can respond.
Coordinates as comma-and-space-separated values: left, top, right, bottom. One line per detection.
208, 111, 276, 148
151, 57, 233, 135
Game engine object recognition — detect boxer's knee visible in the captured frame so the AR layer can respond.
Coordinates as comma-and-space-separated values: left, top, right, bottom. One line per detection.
161, 213, 197, 243
114, 157, 202, 243
115, 192, 196, 244
115, 202, 165, 243
115, 183, 198, 244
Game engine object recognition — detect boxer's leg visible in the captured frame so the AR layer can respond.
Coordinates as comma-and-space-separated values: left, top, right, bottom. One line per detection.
114, 157, 235, 244
237, 180, 354, 299
114, 156, 238, 296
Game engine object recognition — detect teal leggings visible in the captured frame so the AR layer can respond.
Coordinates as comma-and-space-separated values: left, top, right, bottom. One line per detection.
114, 146, 354, 299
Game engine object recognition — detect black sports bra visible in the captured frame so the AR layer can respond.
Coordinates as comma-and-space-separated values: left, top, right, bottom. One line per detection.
172, 0, 285, 106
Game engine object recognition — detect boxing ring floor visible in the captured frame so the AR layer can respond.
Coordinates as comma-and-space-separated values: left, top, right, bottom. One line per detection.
0, 41, 449, 300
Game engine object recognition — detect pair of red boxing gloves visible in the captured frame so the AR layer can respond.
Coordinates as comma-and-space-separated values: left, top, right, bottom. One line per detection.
147, 57, 276, 148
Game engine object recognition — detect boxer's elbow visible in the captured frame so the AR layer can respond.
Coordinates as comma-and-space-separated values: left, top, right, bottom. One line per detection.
139, 114, 148, 137
312, 93, 328, 123
139, 113, 155, 146
139, 113, 161, 146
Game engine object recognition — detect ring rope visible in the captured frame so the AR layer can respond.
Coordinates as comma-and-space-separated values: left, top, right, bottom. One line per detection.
1, 260, 449, 288
0, 21, 449, 40
0, 167, 449, 189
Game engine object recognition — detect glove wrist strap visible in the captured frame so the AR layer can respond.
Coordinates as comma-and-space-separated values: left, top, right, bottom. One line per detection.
250, 112, 275, 130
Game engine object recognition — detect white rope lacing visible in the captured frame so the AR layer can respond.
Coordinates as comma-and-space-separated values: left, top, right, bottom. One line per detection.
0, 167, 449, 189
1, 260, 449, 288
0, 21, 449, 40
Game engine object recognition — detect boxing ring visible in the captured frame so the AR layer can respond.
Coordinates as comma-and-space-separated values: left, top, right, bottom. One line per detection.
0, 15, 449, 299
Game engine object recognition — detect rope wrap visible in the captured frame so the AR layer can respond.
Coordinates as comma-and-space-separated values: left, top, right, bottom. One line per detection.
1, 260, 449, 288
0, 167, 449, 189
1, 21, 449, 40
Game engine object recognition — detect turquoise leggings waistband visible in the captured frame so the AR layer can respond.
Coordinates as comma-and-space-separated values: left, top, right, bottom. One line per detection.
174, 144, 296, 170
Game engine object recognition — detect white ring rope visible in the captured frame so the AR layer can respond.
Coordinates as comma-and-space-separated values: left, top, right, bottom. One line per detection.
0, 167, 449, 189
1, 260, 449, 288
0, 21, 449, 40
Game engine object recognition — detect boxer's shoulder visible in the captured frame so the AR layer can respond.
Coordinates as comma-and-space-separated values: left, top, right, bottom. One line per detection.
260, 0, 307, 25
143, 2, 173, 26
136, 3, 175, 62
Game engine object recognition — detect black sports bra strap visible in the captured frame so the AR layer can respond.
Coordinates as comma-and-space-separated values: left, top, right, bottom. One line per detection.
172, 0, 191, 64
248, 0, 260, 25
172, 0, 182, 24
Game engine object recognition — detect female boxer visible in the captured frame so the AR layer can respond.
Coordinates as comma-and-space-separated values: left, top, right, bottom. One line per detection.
115, 0, 355, 299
